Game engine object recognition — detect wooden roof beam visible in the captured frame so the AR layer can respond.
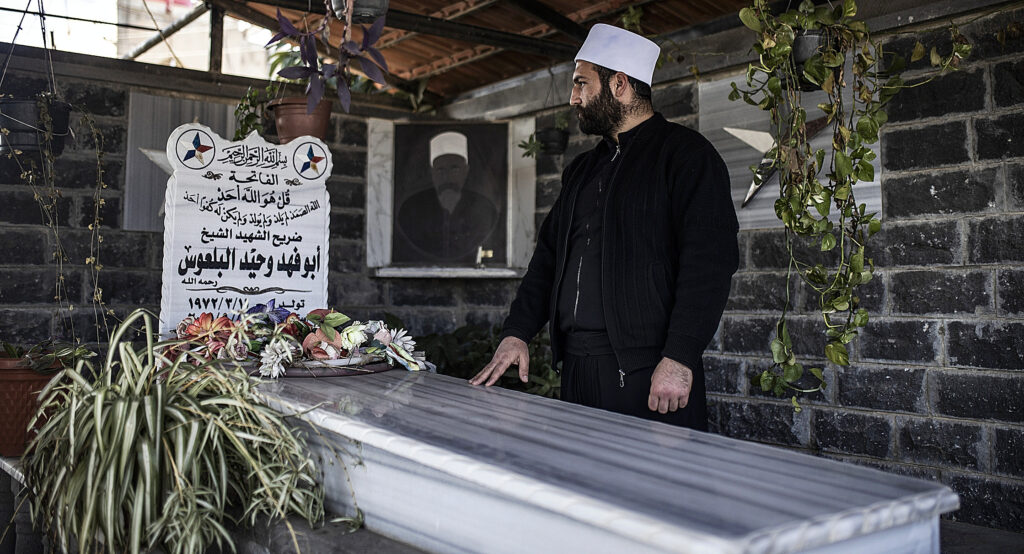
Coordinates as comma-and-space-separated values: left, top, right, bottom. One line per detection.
257, 0, 576, 59
508, 0, 588, 43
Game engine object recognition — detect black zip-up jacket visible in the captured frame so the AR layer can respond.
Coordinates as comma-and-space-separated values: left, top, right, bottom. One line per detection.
501, 113, 739, 374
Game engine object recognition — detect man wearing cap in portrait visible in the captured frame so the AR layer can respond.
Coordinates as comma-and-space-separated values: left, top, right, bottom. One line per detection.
393, 130, 501, 264
471, 24, 739, 431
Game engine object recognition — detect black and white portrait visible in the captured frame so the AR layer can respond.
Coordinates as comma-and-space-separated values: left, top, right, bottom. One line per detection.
392, 122, 508, 266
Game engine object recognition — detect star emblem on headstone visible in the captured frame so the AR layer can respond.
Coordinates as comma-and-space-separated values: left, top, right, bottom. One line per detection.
183, 132, 214, 164
300, 145, 325, 174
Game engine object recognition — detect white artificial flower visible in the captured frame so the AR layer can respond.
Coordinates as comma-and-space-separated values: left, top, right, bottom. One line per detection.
259, 338, 294, 378
389, 328, 416, 353
176, 316, 194, 339
225, 336, 250, 361
318, 341, 342, 360
339, 323, 368, 351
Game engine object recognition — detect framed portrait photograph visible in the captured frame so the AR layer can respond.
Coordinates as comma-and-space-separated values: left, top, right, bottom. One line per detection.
367, 117, 535, 278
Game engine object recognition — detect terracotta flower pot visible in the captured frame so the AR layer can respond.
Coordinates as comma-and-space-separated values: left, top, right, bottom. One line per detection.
0, 357, 57, 457
267, 97, 332, 144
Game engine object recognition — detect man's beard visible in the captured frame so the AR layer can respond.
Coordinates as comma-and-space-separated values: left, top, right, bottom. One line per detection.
435, 183, 462, 213
576, 83, 624, 137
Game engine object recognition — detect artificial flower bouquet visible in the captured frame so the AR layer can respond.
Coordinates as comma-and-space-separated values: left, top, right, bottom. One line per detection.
168, 300, 427, 378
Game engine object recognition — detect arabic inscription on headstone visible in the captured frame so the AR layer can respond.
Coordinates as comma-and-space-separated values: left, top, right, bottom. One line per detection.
159, 124, 332, 334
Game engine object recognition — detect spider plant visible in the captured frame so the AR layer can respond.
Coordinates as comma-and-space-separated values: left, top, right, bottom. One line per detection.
23, 309, 324, 554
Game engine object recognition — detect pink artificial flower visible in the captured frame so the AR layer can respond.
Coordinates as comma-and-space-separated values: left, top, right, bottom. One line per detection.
301, 328, 346, 360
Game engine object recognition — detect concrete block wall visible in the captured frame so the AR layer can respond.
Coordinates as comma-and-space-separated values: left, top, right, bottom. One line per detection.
704, 6, 1024, 532
0, 48, 520, 348
0, 71, 150, 344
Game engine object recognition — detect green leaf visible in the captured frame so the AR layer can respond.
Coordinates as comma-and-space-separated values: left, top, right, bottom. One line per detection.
821, 233, 836, 251
835, 150, 854, 181
321, 323, 336, 340
791, 396, 803, 412
854, 308, 869, 327
783, 364, 804, 383
930, 46, 942, 67
825, 342, 850, 366
728, 83, 741, 101
858, 159, 875, 181
323, 312, 351, 327
759, 370, 774, 392
739, 7, 762, 32
851, 251, 865, 273
911, 41, 927, 62
835, 183, 852, 200
767, 76, 782, 97
843, 0, 857, 17
809, 367, 825, 382
815, 200, 830, 217
822, 50, 844, 67
869, 217, 881, 236
771, 338, 788, 364
857, 116, 879, 143
803, 55, 830, 85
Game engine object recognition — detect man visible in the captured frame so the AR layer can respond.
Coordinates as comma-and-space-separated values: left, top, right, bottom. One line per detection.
469, 24, 738, 430
394, 131, 501, 265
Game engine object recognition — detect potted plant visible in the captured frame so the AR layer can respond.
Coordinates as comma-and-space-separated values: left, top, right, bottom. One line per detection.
535, 110, 571, 155
233, 84, 278, 141
0, 340, 92, 456
24, 310, 326, 554
731, 0, 970, 408
0, 92, 72, 157
265, 6, 389, 142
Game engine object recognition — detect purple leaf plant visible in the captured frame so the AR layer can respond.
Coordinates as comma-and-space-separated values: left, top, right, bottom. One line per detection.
266, 8, 389, 113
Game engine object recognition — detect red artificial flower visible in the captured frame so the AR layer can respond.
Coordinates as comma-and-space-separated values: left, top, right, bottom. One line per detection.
185, 313, 234, 342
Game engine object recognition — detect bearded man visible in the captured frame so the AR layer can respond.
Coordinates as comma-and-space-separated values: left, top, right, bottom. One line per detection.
470, 24, 739, 430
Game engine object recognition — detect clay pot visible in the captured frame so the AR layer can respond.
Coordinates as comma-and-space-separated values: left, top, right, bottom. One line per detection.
0, 357, 56, 456
267, 97, 332, 144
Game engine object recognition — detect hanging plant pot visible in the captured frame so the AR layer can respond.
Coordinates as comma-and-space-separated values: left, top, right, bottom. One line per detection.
536, 127, 569, 155
788, 30, 844, 92
0, 98, 72, 157
267, 97, 332, 144
0, 357, 56, 456
331, 0, 389, 24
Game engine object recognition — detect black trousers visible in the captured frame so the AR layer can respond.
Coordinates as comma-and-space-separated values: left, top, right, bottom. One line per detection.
560, 331, 707, 431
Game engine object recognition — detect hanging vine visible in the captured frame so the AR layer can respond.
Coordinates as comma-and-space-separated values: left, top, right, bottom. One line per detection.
730, 0, 970, 409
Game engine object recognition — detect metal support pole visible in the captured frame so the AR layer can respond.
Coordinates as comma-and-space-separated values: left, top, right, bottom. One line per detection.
121, 2, 208, 61
209, 5, 224, 74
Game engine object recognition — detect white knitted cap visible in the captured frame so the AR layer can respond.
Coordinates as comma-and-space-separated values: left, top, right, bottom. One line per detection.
429, 131, 468, 163
574, 24, 660, 85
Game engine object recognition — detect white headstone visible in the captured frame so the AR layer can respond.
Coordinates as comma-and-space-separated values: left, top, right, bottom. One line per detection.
159, 124, 332, 335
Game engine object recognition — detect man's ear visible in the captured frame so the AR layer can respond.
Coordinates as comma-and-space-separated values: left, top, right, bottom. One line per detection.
612, 72, 631, 100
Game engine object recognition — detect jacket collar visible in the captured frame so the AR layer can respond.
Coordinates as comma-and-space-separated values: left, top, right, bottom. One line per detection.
598, 112, 665, 154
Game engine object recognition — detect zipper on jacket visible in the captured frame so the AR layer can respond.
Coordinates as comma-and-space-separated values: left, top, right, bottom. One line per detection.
600, 138, 633, 357
618, 369, 625, 388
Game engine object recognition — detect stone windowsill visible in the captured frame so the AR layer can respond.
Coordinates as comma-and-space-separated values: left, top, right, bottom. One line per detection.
373, 267, 525, 279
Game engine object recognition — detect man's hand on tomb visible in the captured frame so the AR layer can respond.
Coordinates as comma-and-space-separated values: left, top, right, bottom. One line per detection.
469, 336, 530, 386
648, 358, 693, 414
